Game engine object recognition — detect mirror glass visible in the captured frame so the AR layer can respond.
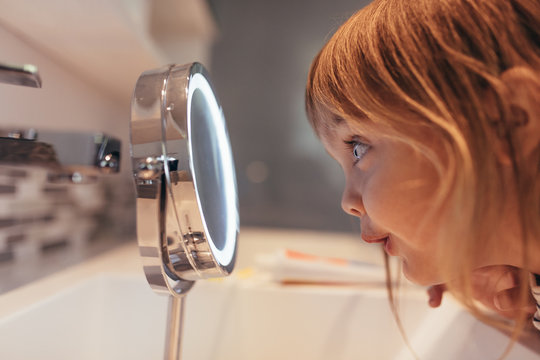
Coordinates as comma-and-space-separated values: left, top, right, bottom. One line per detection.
189, 74, 237, 267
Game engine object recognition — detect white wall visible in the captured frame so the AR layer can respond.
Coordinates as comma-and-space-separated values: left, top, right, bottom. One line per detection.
0, 24, 127, 137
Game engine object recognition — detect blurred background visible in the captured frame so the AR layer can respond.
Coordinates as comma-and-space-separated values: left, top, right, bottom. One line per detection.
209, 0, 369, 232
209, 0, 374, 232
0, 0, 370, 292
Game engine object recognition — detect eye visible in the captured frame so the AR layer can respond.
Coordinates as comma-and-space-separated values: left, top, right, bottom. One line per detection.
344, 138, 371, 164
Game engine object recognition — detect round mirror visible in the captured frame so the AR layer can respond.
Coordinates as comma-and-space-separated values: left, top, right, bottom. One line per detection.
130, 63, 239, 297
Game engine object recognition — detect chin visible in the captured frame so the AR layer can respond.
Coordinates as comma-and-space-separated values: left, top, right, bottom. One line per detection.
402, 259, 441, 286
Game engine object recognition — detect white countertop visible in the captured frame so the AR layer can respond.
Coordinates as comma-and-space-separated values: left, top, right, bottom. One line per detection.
1, 227, 539, 360
0, 227, 381, 318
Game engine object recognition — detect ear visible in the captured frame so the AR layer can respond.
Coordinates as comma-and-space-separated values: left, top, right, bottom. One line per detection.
494, 67, 540, 164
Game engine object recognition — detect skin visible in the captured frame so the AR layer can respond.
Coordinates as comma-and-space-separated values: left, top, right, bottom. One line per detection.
428, 266, 536, 318
320, 120, 448, 286
321, 120, 537, 316
317, 68, 540, 317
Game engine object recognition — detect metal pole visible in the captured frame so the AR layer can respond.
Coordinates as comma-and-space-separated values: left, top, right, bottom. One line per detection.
164, 295, 185, 360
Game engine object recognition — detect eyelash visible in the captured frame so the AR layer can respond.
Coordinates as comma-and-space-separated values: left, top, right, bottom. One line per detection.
344, 139, 371, 164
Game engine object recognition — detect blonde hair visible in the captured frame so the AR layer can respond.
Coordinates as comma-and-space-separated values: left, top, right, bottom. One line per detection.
306, 0, 540, 352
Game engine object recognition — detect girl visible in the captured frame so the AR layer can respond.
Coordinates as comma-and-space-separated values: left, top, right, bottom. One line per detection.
305, 0, 539, 345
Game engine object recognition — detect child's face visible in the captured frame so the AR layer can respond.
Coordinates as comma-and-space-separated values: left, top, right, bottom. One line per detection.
320, 119, 446, 286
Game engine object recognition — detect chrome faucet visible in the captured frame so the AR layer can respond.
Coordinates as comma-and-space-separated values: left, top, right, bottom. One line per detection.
0, 62, 42, 88
0, 62, 121, 182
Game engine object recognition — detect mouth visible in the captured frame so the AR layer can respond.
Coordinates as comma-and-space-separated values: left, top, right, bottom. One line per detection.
362, 235, 394, 255
361, 235, 389, 244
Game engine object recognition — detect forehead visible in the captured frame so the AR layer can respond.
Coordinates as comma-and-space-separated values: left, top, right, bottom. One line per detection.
318, 124, 347, 161
318, 119, 347, 145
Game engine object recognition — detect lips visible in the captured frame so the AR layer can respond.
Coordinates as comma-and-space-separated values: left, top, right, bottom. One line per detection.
361, 234, 389, 244
361, 234, 396, 256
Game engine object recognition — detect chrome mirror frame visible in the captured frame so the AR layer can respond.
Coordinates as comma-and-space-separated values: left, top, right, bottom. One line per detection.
130, 63, 239, 359
131, 62, 239, 295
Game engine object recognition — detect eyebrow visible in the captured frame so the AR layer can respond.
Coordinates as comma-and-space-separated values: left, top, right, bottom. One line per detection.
316, 114, 345, 138
331, 115, 345, 125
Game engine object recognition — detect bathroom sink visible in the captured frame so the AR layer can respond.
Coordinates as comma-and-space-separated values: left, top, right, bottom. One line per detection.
0, 273, 428, 360
0, 271, 421, 360
0, 235, 538, 360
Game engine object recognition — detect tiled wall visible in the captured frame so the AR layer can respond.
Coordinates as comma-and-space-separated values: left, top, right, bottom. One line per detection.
0, 14, 136, 294
0, 165, 135, 293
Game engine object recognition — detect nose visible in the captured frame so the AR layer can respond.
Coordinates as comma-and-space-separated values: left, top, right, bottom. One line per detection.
341, 180, 365, 217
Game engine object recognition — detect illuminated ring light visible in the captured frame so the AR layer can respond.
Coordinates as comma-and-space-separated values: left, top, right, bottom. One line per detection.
187, 71, 238, 269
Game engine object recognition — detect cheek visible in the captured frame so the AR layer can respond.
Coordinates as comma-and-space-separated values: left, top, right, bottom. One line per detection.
362, 174, 414, 239
362, 157, 441, 245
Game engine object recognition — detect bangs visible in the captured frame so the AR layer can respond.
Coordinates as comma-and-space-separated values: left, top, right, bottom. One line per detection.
305, 3, 420, 139
305, 44, 373, 139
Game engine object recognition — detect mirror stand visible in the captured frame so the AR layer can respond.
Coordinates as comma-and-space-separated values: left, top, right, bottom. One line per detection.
131, 63, 239, 360
165, 296, 185, 359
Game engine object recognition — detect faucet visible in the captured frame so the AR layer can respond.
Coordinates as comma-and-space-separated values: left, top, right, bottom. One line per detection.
0, 62, 42, 88
0, 62, 121, 182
